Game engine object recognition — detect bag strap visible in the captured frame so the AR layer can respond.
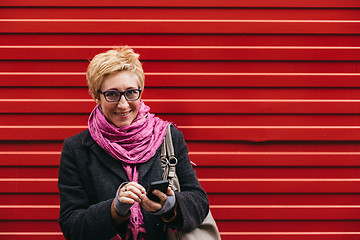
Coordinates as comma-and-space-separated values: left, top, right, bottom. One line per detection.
161, 123, 180, 192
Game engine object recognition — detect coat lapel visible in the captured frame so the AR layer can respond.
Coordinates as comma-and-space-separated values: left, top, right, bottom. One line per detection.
82, 130, 129, 182
81, 129, 161, 183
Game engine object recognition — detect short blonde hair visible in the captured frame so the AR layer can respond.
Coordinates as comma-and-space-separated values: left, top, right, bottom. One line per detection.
86, 46, 145, 100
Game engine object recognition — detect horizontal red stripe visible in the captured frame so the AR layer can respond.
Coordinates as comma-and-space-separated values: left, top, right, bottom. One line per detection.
200, 179, 360, 193
220, 233, 360, 240
2, 219, 360, 232
1, 167, 358, 179
1, 151, 359, 166
1, 232, 359, 240
1, 193, 359, 205
0, 179, 58, 193
149, 100, 360, 114
0, 194, 60, 205
1, 178, 359, 193
180, 126, 360, 141
2, 141, 360, 152
3, 88, 360, 100
1, 20, 359, 34
2, 9, 359, 21
1, 46, 360, 60
1, 0, 360, 8
0, 220, 61, 232
3, 114, 360, 128
190, 152, 360, 167
0, 233, 65, 240
2, 34, 360, 47
1, 61, 358, 73
0, 168, 59, 178
196, 168, 360, 179
1, 99, 360, 114
1, 72, 360, 87
0, 125, 360, 141
208, 194, 360, 206
0, 205, 59, 220
212, 205, 360, 220
1, 205, 359, 220
0, 152, 61, 166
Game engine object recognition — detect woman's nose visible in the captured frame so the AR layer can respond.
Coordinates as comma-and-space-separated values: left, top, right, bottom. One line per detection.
117, 95, 129, 107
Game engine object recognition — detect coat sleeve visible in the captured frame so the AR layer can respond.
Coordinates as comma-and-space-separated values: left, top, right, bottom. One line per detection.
167, 127, 209, 232
58, 137, 125, 240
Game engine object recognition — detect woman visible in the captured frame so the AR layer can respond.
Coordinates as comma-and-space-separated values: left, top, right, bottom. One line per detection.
58, 46, 209, 240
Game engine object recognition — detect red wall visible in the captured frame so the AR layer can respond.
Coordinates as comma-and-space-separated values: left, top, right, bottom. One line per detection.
1, 1, 360, 239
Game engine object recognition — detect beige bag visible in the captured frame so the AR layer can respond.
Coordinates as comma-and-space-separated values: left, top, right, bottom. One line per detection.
160, 124, 222, 240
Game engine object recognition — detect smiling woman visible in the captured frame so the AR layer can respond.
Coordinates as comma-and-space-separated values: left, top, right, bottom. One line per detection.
57, 46, 210, 240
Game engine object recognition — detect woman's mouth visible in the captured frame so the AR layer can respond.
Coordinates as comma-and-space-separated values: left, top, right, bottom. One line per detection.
114, 111, 131, 117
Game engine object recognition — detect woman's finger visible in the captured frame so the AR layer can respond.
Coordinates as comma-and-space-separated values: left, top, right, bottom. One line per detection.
141, 196, 162, 212
140, 197, 155, 212
123, 182, 146, 194
118, 196, 136, 204
120, 190, 142, 203
153, 190, 167, 204
141, 190, 167, 212
119, 182, 146, 203
166, 187, 175, 196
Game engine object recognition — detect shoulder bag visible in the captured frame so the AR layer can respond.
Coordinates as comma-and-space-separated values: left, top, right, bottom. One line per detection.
160, 124, 222, 240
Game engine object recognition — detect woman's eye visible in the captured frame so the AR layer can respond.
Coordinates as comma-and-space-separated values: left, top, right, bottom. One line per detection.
106, 91, 119, 98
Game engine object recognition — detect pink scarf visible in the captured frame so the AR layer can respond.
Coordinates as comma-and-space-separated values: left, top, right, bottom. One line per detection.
88, 100, 169, 240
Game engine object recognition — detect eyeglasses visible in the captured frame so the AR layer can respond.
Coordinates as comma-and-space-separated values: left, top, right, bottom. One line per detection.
98, 89, 142, 102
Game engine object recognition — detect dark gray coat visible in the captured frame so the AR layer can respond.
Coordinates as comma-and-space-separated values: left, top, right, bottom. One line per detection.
58, 126, 209, 240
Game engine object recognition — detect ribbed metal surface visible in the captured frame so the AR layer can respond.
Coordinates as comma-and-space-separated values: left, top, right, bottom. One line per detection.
1, 1, 360, 239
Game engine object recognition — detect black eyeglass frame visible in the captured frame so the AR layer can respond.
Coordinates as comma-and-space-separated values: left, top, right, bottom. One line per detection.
98, 88, 142, 102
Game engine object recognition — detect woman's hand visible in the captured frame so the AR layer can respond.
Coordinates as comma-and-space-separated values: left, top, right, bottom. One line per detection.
141, 187, 175, 213
113, 182, 145, 218
118, 182, 146, 204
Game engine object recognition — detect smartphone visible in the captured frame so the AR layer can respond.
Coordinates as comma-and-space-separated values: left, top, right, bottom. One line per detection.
146, 180, 169, 202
